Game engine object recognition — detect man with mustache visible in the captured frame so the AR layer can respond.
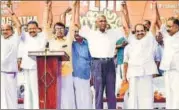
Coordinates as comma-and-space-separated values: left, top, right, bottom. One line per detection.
72, 25, 93, 109
123, 2, 159, 109
19, 2, 53, 109
44, 1, 77, 109
1, 6, 22, 109
156, 2, 179, 109
71, 1, 92, 109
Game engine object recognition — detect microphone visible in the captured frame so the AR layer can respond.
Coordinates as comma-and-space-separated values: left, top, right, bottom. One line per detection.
45, 42, 49, 52
45, 42, 49, 49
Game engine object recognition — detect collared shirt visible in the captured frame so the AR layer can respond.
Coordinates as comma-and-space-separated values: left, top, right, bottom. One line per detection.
116, 37, 127, 65
20, 31, 47, 70
17, 40, 25, 59
72, 39, 91, 80
1, 31, 21, 72
123, 32, 158, 78
159, 24, 179, 71
49, 35, 73, 76
79, 26, 124, 58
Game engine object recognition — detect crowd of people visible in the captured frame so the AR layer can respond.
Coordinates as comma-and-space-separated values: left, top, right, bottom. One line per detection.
1, 1, 179, 109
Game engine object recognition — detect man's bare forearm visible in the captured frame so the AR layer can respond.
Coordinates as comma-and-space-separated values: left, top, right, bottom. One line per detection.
150, 2, 157, 37
75, 1, 80, 28
6, 6, 22, 36
123, 62, 128, 80
156, 2, 162, 28
43, 1, 52, 31
68, 1, 77, 46
43, 1, 53, 40
121, 2, 131, 37
122, 2, 131, 29
48, 6, 53, 28
60, 7, 71, 24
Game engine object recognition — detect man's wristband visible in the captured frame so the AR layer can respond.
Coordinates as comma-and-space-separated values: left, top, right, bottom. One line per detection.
11, 13, 15, 15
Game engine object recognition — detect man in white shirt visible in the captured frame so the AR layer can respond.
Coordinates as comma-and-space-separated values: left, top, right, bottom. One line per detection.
19, 20, 47, 109
79, 14, 125, 109
1, 7, 22, 109
156, 4, 179, 108
19, 2, 55, 109
123, 2, 158, 109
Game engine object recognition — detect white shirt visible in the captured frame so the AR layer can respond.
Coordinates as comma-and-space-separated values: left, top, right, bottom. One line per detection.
17, 40, 25, 59
123, 32, 158, 78
20, 31, 47, 69
159, 24, 179, 71
127, 32, 135, 44
79, 26, 125, 58
1, 31, 21, 72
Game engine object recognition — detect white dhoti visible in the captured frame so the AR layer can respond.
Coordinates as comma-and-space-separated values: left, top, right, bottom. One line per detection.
128, 75, 153, 109
1, 72, 18, 109
61, 74, 76, 109
17, 71, 25, 87
23, 69, 39, 109
73, 77, 92, 109
164, 70, 179, 109
115, 64, 124, 96
90, 86, 95, 109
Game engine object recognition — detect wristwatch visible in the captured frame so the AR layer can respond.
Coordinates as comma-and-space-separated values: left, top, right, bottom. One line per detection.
11, 13, 15, 15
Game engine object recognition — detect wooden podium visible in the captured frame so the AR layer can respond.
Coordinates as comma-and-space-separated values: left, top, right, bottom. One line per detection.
28, 50, 69, 109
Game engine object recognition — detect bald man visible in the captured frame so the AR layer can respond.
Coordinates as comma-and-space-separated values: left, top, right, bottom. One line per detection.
79, 14, 125, 109
1, 7, 22, 109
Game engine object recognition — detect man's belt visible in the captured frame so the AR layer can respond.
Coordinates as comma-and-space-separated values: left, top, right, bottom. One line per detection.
92, 57, 113, 61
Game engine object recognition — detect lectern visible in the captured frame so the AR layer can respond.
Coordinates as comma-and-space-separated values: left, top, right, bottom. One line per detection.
28, 50, 69, 109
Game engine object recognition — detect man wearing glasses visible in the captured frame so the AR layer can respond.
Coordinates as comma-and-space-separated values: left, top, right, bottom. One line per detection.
44, 1, 78, 109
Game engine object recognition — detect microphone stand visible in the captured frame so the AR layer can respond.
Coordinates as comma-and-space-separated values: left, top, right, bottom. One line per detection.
44, 42, 49, 109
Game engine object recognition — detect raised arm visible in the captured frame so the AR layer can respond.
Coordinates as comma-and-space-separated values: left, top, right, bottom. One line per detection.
48, 1, 53, 28
155, 1, 162, 29
150, 1, 157, 36
66, 1, 78, 64
75, 1, 80, 28
6, 6, 22, 36
60, 7, 72, 25
43, 1, 52, 32
67, 1, 77, 48
120, 1, 131, 37
42, 1, 53, 40
121, 2, 131, 29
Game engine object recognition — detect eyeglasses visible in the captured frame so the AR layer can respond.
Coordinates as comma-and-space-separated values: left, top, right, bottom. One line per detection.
55, 27, 64, 31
